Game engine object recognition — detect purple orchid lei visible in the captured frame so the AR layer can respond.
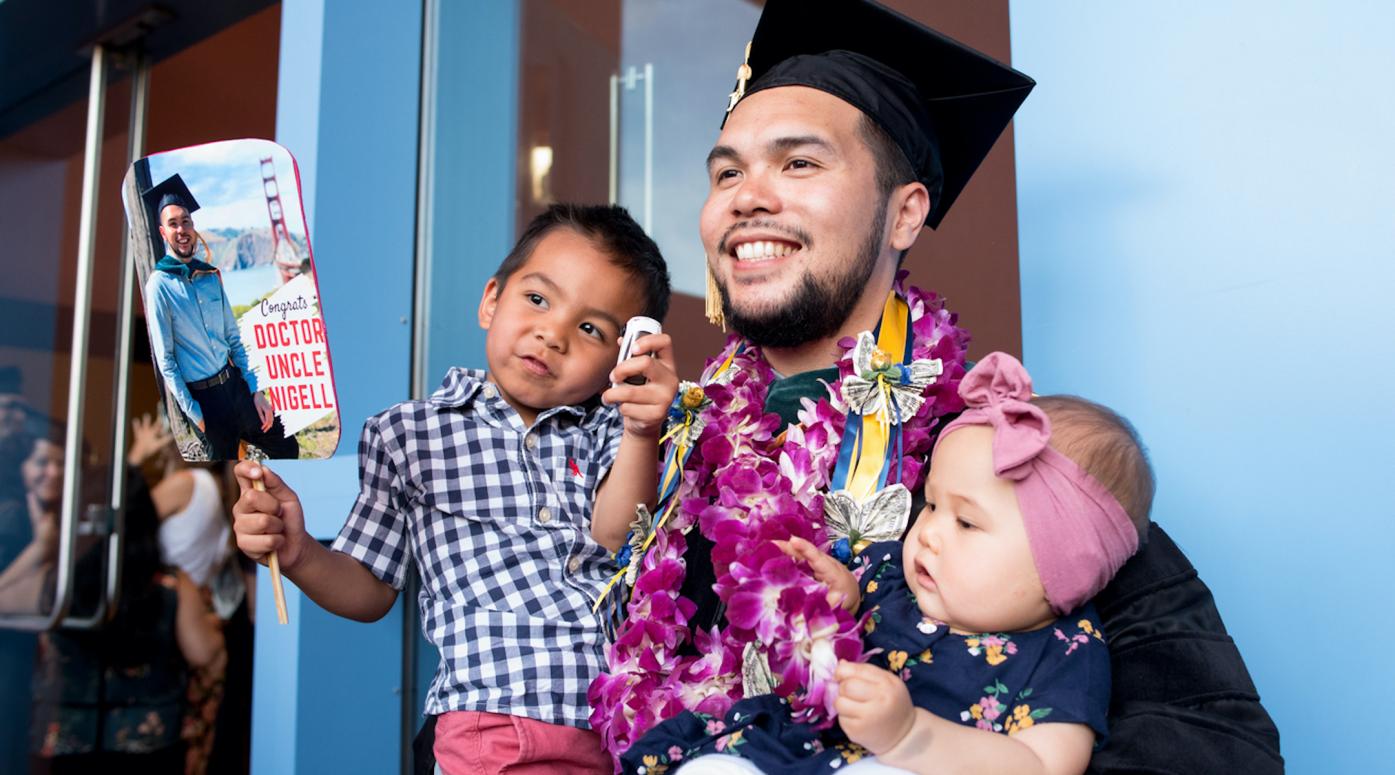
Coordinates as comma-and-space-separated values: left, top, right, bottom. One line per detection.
588, 276, 970, 764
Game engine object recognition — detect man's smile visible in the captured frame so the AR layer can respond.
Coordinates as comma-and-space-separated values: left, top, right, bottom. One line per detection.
731, 238, 802, 263
722, 232, 808, 283
718, 221, 812, 267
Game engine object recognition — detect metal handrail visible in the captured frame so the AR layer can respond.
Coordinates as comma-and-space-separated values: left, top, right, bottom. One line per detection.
0, 45, 108, 632
58, 50, 152, 632
607, 63, 655, 232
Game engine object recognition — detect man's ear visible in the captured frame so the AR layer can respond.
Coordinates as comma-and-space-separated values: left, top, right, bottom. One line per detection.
478, 277, 501, 330
888, 182, 930, 253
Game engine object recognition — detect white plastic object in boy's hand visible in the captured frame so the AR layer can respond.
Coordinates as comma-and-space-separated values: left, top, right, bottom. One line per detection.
615, 316, 662, 385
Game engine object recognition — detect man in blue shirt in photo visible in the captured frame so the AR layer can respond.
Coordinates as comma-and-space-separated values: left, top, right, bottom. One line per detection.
141, 174, 299, 460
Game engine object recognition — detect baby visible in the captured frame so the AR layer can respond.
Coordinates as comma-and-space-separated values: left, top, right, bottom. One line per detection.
626, 352, 1152, 775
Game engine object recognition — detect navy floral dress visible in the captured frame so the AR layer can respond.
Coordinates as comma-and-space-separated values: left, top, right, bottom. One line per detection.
623, 542, 1112, 774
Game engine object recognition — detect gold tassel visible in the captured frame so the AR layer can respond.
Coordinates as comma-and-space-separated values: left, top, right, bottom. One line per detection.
725, 41, 754, 115
705, 262, 726, 329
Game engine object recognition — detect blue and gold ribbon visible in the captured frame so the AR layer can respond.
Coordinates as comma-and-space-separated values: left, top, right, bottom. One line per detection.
594, 349, 746, 627
829, 291, 914, 502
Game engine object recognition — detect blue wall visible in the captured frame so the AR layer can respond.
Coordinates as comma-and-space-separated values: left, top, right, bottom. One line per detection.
1010, 4, 1395, 770
261, 2, 530, 771
255, 1, 422, 772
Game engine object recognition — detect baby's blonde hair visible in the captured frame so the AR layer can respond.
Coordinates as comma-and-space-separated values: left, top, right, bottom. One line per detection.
1031, 395, 1154, 542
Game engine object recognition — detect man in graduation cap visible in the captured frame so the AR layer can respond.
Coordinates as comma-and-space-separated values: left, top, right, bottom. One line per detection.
141, 174, 299, 460
593, 1, 1283, 773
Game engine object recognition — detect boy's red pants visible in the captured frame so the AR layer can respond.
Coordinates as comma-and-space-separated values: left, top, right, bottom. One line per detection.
434, 710, 612, 774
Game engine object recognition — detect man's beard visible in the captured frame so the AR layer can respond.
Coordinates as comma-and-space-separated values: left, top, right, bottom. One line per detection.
719, 203, 886, 350
170, 240, 196, 259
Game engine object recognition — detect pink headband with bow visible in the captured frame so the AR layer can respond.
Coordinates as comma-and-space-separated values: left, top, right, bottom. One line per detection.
933, 352, 1139, 615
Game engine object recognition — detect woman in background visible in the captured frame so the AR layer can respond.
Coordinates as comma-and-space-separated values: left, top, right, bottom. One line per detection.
26, 416, 224, 774
129, 413, 255, 775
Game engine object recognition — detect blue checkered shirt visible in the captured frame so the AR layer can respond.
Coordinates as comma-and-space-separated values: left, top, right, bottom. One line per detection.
331, 368, 624, 726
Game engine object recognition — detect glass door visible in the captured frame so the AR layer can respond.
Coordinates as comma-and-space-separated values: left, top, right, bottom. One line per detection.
612, 0, 760, 301
408, 1, 762, 763
0, 4, 282, 770
0, 46, 139, 771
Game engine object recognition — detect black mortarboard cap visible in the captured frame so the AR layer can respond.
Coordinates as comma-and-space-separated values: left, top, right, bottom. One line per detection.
140, 173, 201, 218
723, 0, 1034, 228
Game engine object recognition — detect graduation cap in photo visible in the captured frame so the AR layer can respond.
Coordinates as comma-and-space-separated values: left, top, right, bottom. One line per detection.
722, 0, 1035, 228
140, 173, 201, 218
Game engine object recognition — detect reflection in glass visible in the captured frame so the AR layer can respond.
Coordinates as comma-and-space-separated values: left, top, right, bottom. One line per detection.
615, 0, 760, 297
0, 65, 133, 630
28, 429, 227, 767
0, 418, 64, 616
0, 52, 129, 775
2, 3, 280, 768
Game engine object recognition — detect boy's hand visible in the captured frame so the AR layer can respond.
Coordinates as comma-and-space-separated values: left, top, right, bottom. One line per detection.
778, 535, 861, 612
602, 332, 678, 440
232, 461, 310, 572
835, 660, 916, 755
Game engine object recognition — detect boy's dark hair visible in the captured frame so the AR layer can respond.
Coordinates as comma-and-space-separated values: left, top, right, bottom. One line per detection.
493, 204, 671, 321
1032, 395, 1156, 542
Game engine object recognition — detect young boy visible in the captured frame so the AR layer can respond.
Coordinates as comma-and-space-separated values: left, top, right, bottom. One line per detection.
231, 204, 676, 774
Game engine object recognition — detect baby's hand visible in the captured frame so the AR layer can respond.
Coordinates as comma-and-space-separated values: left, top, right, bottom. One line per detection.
602, 332, 678, 440
778, 535, 860, 612
835, 660, 915, 755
